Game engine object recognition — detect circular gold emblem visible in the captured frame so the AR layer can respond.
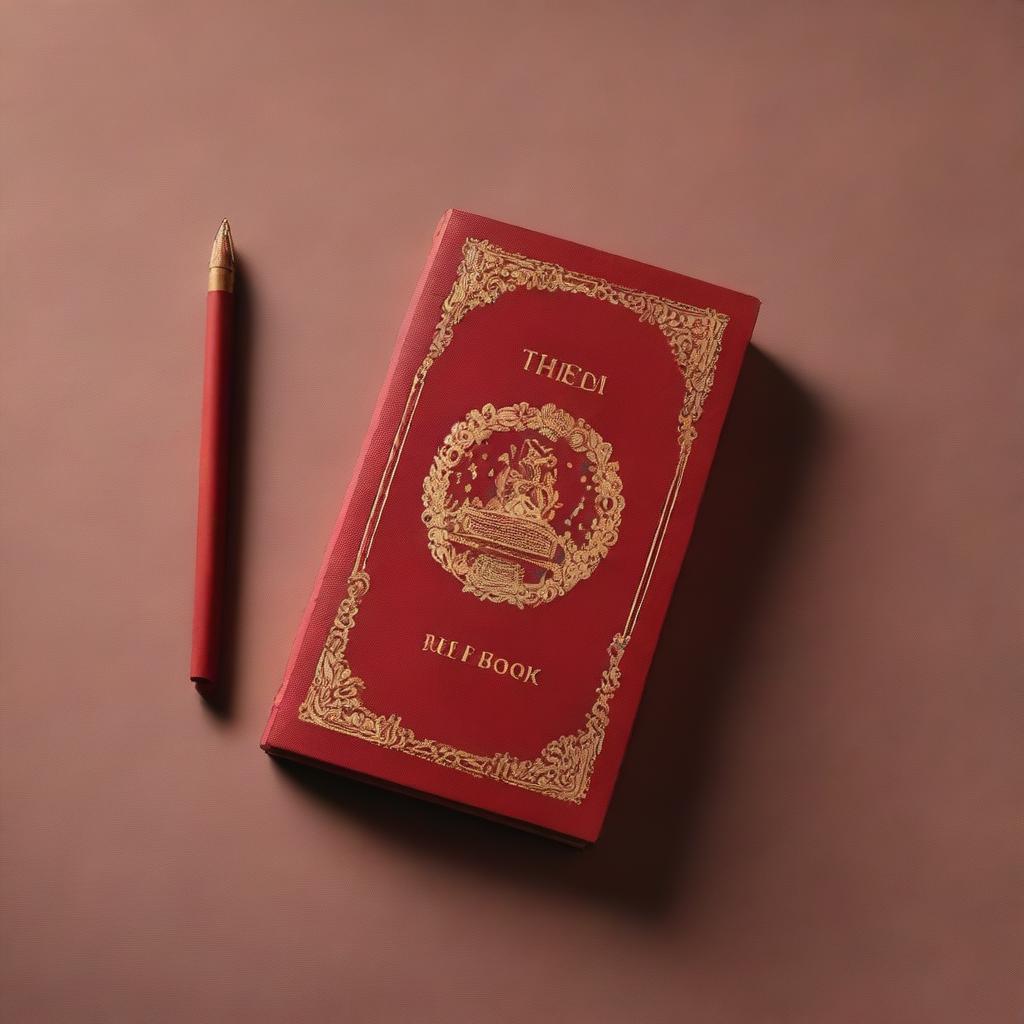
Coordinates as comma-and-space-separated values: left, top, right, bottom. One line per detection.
422, 402, 624, 608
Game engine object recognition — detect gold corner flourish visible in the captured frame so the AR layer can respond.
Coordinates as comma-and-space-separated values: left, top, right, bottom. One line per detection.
298, 239, 729, 803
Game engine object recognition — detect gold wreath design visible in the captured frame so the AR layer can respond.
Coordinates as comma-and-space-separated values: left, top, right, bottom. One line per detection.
422, 402, 624, 608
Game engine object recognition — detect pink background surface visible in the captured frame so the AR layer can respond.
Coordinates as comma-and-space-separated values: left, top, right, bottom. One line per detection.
2, 3, 1020, 1022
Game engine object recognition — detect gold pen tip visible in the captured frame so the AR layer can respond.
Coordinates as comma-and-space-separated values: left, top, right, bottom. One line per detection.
208, 219, 236, 292
209, 219, 235, 271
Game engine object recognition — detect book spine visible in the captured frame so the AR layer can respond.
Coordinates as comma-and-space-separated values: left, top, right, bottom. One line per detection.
261, 209, 456, 749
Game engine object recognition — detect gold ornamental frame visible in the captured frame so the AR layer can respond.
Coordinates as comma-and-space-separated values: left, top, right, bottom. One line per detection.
298, 238, 729, 803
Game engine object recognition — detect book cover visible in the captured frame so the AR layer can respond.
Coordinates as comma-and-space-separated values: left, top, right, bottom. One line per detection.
262, 210, 760, 844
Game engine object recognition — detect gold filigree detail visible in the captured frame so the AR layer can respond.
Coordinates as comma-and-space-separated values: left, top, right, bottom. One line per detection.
422, 401, 624, 608
300, 571, 627, 804
298, 238, 728, 803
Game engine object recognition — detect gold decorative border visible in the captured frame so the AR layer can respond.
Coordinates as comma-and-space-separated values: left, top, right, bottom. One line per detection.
299, 238, 729, 803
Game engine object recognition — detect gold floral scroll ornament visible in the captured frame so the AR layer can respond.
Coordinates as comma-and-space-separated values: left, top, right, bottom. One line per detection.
422, 401, 624, 608
299, 238, 729, 803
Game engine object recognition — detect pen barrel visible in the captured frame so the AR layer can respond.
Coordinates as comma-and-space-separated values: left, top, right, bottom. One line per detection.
190, 289, 233, 685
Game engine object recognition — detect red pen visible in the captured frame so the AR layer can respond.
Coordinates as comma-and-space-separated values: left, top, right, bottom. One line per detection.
191, 219, 235, 690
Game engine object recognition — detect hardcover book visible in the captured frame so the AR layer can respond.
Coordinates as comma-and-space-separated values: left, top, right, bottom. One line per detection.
262, 210, 760, 844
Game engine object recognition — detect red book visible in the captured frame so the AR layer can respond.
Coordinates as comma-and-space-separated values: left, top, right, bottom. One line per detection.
262, 210, 760, 844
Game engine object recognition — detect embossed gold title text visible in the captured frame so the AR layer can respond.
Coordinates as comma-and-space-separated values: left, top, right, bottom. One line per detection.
423, 633, 541, 686
523, 349, 607, 395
